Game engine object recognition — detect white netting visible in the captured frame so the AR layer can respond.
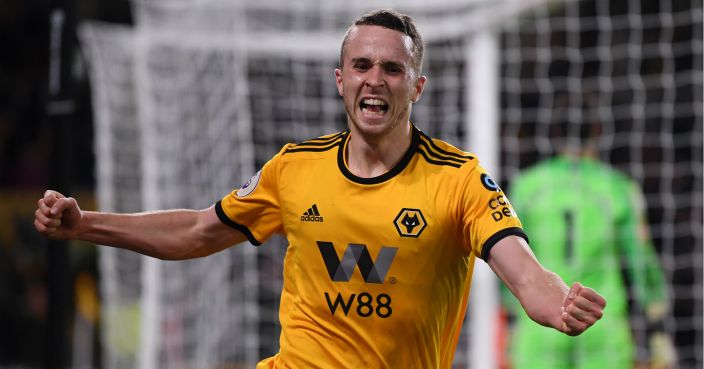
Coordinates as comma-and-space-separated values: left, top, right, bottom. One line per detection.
80, 0, 702, 368
82, 19, 262, 368
500, 1, 702, 368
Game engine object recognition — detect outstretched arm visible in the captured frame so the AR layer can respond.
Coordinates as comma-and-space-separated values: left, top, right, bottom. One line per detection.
34, 190, 248, 260
487, 235, 606, 336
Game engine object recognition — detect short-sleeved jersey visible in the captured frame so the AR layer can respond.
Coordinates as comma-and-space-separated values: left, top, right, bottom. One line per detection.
217, 126, 526, 369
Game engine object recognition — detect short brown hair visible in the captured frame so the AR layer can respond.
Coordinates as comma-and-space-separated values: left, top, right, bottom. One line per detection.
339, 9, 425, 74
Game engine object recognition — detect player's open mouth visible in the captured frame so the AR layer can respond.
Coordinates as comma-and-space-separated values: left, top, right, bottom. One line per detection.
359, 98, 389, 116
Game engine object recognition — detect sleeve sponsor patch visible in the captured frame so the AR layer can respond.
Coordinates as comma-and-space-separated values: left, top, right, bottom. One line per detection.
480, 173, 501, 192
236, 170, 262, 197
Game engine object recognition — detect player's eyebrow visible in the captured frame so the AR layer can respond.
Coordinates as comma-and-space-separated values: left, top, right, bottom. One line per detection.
381, 60, 405, 72
350, 57, 406, 72
350, 57, 371, 65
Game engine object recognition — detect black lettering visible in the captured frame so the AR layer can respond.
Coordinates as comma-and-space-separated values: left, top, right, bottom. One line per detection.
356, 292, 374, 317
502, 207, 512, 217
489, 195, 507, 210
302, 216, 324, 222
376, 294, 392, 318
324, 292, 393, 318
492, 211, 503, 221
325, 292, 356, 316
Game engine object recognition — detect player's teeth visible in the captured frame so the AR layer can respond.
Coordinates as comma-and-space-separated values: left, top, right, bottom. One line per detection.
363, 98, 386, 106
362, 108, 385, 115
360, 98, 388, 116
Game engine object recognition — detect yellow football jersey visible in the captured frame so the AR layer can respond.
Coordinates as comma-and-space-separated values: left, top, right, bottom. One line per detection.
217, 126, 525, 369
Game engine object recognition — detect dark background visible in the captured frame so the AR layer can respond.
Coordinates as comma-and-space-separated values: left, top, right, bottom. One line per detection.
0, 0, 131, 367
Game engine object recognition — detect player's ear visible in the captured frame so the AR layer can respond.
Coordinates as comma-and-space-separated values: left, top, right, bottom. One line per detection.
335, 68, 344, 96
412, 75, 427, 103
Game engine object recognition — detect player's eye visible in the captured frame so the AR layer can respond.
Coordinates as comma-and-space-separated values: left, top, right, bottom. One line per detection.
354, 62, 371, 71
386, 65, 403, 74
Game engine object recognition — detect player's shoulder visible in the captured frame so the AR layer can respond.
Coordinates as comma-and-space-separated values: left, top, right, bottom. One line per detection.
587, 159, 638, 192
596, 160, 631, 182
508, 157, 567, 194
277, 130, 347, 161
512, 156, 635, 191
416, 129, 477, 170
516, 157, 555, 179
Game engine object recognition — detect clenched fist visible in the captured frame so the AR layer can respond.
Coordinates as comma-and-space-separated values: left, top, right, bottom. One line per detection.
560, 282, 607, 336
34, 190, 83, 240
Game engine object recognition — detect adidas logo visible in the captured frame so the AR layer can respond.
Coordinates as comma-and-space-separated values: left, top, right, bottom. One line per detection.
301, 204, 324, 222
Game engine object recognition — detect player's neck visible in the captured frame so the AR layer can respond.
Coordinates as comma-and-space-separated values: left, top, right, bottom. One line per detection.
560, 146, 597, 160
346, 121, 412, 178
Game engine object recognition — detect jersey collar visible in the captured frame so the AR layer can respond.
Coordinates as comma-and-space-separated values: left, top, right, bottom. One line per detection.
337, 125, 420, 185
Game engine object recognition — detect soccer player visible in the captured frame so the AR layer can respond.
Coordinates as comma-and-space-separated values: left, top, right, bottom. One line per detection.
34, 9, 606, 369
503, 96, 674, 369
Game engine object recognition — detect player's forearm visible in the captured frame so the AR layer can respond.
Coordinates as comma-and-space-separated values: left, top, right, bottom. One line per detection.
489, 236, 571, 332
76, 209, 211, 260
516, 268, 570, 331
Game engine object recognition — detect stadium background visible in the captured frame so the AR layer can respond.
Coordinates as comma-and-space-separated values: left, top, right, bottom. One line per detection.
0, 0, 701, 369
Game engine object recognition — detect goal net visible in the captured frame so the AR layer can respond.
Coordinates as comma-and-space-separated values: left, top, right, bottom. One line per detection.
500, 1, 702, 368
79, 0, 702, 368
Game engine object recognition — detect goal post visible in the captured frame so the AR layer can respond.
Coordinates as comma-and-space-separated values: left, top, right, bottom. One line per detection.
466, 30, 501, 369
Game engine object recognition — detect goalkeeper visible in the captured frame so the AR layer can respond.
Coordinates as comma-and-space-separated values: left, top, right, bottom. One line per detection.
503, 95, 675, 369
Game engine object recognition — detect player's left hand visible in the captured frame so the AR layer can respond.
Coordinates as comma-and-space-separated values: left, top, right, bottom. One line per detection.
560, 282, 607, 336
